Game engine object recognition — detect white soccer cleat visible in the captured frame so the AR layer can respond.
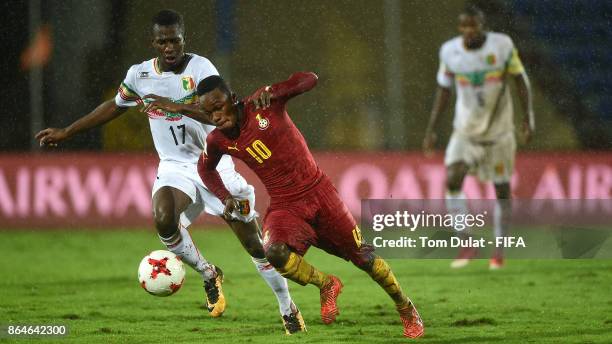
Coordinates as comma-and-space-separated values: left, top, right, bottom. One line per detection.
450, 247, 478, 269
450, 258, 471, 269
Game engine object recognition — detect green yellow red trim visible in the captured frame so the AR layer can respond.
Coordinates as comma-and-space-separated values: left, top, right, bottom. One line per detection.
153, 58, 162, 75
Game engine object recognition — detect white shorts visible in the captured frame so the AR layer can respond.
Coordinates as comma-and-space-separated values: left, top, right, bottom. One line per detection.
444, 132, 516, 184
152, 161, 258, 227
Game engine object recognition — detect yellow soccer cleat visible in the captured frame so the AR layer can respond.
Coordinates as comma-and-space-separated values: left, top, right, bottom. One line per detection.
204, 266, 226, 317
282, 302, 307, 335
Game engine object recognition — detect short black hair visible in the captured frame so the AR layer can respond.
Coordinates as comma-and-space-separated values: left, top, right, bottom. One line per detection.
461, 4, 485, 21
197, 75, 232, 97
152, 9, 184, 33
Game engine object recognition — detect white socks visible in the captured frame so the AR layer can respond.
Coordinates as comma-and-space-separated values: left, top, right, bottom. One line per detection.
493, 200, 509, 257
494, 200, 505, 238
160, 227, 293, 315
446, 191, 468, 231
252, 256, 293, 316
159, 226, 215, 281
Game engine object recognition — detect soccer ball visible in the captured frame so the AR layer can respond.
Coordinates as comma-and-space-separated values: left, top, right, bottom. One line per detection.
138, 250, 185, 296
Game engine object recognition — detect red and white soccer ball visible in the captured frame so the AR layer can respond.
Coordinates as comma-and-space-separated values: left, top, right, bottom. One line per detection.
138, 250, 185, 297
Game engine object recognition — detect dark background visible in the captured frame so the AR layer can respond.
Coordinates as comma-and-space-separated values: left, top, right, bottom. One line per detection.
2, 0, 610, 152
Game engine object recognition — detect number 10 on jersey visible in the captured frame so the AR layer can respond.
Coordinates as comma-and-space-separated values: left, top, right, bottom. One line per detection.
246, 140, 272, 163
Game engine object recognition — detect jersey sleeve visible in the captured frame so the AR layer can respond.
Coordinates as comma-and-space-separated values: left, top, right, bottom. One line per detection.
115, 65, 141, 107
507, 48, 525, 75
194, 56, 220, 83
271, 72, 318, 101
198, 136, 231, 201
246, 72, 318, 111
500, 36, 525, 75
436, 47, 454, 88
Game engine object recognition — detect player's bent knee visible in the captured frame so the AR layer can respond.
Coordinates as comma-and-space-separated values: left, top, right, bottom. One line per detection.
153, 210, 179, 237
245, 238, 266, 259
265, 243, 290, 268
447, 164, 467, 192
446, 173, 463, 191
352, 252, 376, 272
494, 183, 511, 200
447, 178, 462, 192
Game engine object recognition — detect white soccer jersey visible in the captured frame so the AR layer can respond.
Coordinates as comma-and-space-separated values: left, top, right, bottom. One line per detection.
115, 53, 234, 170
437, 32, 525, 141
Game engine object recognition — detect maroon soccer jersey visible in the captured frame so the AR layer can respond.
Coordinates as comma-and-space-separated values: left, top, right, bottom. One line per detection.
199, 72, 373, 265
199, 72, 323, 202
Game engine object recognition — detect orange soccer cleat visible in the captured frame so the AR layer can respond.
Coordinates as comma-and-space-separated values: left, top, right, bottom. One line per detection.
489, 252, 504, 270
319, 275, 343, 324
398, 302, 424, 338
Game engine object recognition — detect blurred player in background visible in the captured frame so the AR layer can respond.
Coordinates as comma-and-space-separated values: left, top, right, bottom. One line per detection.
423, 5, 535, 269
34, 9, 304, 334
175, 72, 424, 338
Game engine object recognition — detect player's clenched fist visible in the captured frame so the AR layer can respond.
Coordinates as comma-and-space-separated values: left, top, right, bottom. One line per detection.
222, 196, 240, 221
35, 128, 68, 147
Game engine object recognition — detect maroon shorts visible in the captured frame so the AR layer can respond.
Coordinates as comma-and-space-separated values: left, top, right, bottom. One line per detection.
262, 176, 374, 266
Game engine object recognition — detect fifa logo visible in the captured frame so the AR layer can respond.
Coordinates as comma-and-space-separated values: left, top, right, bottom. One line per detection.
256, 114, 270, 130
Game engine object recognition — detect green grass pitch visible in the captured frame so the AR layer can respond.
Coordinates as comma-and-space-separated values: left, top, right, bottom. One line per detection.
1, 229, 611, 343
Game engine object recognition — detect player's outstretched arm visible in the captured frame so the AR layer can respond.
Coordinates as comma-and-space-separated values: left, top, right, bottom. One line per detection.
423, 86, 451, 155
249, 72, 318, 110
142, 94, 214, 125
35, 99, 127, 147
514, 72, 535, 144
271, 71, 318, 100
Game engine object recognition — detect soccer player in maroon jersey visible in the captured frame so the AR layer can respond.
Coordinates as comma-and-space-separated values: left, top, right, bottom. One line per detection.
189, 72, 424, 338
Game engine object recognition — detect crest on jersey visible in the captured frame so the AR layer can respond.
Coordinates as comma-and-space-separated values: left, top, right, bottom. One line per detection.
486, 54, 496, 65
255, 114, 270, 130
181, 76, 195, 91
237, 200, 251, 216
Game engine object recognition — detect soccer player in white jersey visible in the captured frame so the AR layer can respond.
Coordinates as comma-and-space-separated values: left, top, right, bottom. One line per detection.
35, 9, 305, 334
423, 6, 535, 269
